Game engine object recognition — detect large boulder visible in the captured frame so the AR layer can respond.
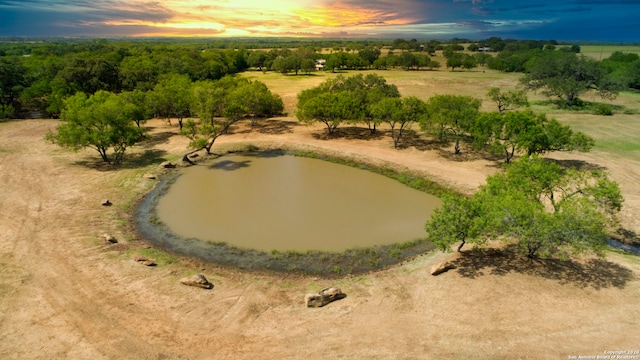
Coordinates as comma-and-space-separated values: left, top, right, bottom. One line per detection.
430, 261, 456, 276
180, 274, 214, 289
160, 161, 176, 169
305, 287, 346, 308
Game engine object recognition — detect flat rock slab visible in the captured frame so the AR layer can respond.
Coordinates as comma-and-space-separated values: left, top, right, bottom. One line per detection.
143, 173, 156, 179
305, 287, 346, 308
180, 274, 214, 289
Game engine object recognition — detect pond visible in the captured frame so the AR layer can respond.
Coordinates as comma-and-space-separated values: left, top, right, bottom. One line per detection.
154, 152, 442, 253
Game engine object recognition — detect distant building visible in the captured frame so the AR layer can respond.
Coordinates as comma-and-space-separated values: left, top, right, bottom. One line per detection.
315, 59, 326, 71
479, 47, 493, 52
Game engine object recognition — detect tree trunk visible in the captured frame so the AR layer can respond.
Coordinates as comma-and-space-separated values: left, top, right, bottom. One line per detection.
454, 139, 461, 154
457, 238, 466, 252
181, 152, 196, 165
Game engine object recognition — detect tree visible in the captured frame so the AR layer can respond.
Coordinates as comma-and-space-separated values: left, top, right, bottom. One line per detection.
487, 87, 529, 113
296, 91, 363, 135
147, 74, 192, 130
358, 46, 381, 67
182, 77, 250, 157
446, 53, 463, 71
521, 52, 621, 106
247, 50, 268, 71
473, 110, 595, 163
425, 156, 623, 259
233, 80, 284, 127
371, 96, 426, 148
0, 56, 26, 118
297, 74, 399, 135
421, 95, 481, 154
46, 91, 144, 165
120, 89, 151, 127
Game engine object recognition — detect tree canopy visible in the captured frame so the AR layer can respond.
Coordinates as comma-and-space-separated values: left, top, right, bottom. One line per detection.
425, 156, 623, 259
472, 110, 595, 163
521, 52, 621, 106
46, 91, 145, 164
296, 74, 399, 135
421, 94, 481, 154
183, 77, 283, 155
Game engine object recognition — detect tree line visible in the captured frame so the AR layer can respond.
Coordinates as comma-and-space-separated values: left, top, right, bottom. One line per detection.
296, 74, 595, 160
46, 74, 283, 164
2, 37, 637, 119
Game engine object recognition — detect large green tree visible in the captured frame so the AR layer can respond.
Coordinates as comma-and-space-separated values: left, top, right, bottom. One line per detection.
297, 74, 399, 135
521, 52, 621, 106
425, 156, 623, 259
421, 94, 481, 154
46, 91, 144, 164
182, 76, 281, 157
472, 110, 594, 163
296, 92, 363, 135
371, 96, 426, 148
147, 74, 192, 130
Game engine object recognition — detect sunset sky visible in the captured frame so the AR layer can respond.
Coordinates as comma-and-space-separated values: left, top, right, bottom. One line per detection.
0, 0, 638, 41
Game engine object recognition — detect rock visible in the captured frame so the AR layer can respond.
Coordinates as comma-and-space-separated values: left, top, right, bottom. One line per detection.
160, 161, 176, 169
430, 261, 456, 276
180, 274, 213, 289
305, 287, 346, 308
143, 173, 156, 179
102, 234, 118, 243
101, 199, 112, 206
132, 254, 148, 261
133, 254, 156, 266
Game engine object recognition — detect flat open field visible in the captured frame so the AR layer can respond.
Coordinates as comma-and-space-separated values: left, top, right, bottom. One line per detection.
1, 67, 639, 359
580, 44, 640, 60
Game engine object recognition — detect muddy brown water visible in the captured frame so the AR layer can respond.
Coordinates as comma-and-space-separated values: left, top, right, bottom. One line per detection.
156, 153, 442, 252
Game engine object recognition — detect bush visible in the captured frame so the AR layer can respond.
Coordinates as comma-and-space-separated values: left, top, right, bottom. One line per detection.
593, 103, 614, 116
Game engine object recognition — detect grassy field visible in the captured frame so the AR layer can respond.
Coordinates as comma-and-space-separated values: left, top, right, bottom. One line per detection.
241, 65, 640, 159
580, 44, 640, 60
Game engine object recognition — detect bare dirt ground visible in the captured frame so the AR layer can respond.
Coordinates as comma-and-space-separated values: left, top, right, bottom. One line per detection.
1, 118, 639, 360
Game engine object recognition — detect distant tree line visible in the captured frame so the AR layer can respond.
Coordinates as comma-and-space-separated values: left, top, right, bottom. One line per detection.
3, 37, 638, 119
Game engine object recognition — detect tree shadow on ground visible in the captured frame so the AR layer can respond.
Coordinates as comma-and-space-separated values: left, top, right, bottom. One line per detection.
254, 119, 300, 135
451, 245, 635, 289
311, 126, 385, 141
394, 132, 442, 151
549, 158, 608, 172
72, 149, 168, 171
138, 131, 176, 149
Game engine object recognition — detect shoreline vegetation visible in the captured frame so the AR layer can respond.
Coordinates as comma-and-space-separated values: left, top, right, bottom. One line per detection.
134, 145, 453, 276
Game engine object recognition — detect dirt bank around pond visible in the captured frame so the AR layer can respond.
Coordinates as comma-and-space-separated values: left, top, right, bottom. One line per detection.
1, 118, 639, 359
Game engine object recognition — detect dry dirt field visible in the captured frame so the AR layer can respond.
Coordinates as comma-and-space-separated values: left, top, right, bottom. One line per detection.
1, 114, 639, 360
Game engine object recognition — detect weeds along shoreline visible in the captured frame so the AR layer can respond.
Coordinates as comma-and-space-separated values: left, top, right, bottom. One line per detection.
132, 144, 457, 277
